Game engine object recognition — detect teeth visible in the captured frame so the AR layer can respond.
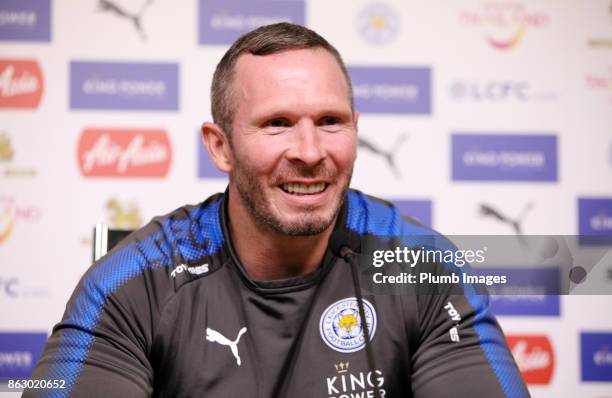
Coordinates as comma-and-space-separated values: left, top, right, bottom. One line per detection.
281, 182, 326, 194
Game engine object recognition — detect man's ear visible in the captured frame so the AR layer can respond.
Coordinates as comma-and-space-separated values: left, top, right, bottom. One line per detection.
201, 122, 233, 173
353, 111, 360, 159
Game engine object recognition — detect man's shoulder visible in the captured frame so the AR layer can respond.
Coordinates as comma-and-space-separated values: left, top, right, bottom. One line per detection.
110, 191, 226, 261
79, 192, 228, 301
345, 189, 435, 238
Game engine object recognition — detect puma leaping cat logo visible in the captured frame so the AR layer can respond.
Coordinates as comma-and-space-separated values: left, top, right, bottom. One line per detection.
205, 327, 248, 366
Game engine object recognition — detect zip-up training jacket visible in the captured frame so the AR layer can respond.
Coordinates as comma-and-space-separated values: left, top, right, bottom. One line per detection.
25, 189, 530, 398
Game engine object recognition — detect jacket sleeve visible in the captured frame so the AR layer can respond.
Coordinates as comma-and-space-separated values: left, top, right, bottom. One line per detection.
23, 229, 171, 398
410, 262, 530, 398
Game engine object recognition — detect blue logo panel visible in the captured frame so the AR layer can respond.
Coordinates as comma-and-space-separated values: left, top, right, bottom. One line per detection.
199, 0, 305, 45
348, 67, 431, 114
0, 332, 47, 380
390, 199, 432, 228
578, 198, 612, 245
452, 133, 558, 182
70, 61, 179, 111
476, 267, 561, 316
581, 332, 612, 382
0, 0, 50, 42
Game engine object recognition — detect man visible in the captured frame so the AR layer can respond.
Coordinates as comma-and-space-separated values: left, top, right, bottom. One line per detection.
25, 23, 528, 397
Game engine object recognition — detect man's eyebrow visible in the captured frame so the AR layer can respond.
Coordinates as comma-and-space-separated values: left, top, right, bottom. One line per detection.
250, 107, 353, 122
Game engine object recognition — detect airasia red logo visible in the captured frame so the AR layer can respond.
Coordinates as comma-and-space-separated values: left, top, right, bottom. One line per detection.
507, 335, 554, 385
77, 128, 172, 177
0, 59, 43, 109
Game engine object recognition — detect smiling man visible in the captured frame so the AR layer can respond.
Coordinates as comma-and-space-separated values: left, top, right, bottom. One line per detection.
25, 23, 529, 398
202, 36, 358, 281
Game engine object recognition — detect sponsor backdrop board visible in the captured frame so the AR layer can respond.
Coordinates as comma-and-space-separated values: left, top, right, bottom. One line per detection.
1, 0, 612, 396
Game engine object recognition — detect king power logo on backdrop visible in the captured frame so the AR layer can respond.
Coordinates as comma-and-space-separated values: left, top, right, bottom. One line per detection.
77, 128, 172, 178
0, 0, 51, 42
0, 59, 43, 109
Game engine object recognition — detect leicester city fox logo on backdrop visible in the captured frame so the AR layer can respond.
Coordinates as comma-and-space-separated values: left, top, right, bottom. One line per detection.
320, 298, 377, 353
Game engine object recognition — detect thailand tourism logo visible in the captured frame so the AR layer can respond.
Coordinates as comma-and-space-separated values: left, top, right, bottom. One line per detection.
459, 2, 549, 50
0, 195, 41, 245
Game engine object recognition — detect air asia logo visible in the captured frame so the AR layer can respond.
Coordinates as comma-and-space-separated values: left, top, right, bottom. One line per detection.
0, 131, 37, 177
0, 333, 47, 379
0, 195, 41, 245
579, 198, 612, 245
324, 362, 386, 398
459, 2, 548, 50
98, 0, 155, 41
587, 2, 612, 48
198, 0, 305, 45
585, 65, 612, 103
0, 0, 51, 42
581, 332, 612, 382
450, 80, 556, 102
78, 128, 171, 178
356, 3, 399, 45
0, 59, 43, 109
452, 133, 558, 181
349, 66, 431, 114
506, 335, 554, 384
480, 202, 532, 235
358, 134, 407, 178
70, 61, 179, 110
106, 198, 142, 229
391, 199, 432, 227
320, 298, 377, 353
205, 327, 247, 366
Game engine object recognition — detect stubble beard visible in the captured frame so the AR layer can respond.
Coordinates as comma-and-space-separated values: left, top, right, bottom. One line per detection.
231, 157, 352, 237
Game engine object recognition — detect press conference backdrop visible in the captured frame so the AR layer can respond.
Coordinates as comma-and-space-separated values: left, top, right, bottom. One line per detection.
1, 0, 611, 396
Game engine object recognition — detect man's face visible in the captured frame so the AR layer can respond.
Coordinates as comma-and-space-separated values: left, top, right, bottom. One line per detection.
228, 48, 357, 236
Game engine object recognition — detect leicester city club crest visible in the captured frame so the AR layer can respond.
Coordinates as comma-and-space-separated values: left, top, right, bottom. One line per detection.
319, 297, 377, 353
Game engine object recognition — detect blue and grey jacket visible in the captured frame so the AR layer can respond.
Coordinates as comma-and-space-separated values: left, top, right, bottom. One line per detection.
25, 189, 529, 398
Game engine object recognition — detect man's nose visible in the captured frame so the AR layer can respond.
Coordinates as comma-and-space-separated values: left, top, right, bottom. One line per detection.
286, 120, 326, 166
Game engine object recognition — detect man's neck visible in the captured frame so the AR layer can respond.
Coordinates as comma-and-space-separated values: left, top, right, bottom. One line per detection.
227, 188, 335, 281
